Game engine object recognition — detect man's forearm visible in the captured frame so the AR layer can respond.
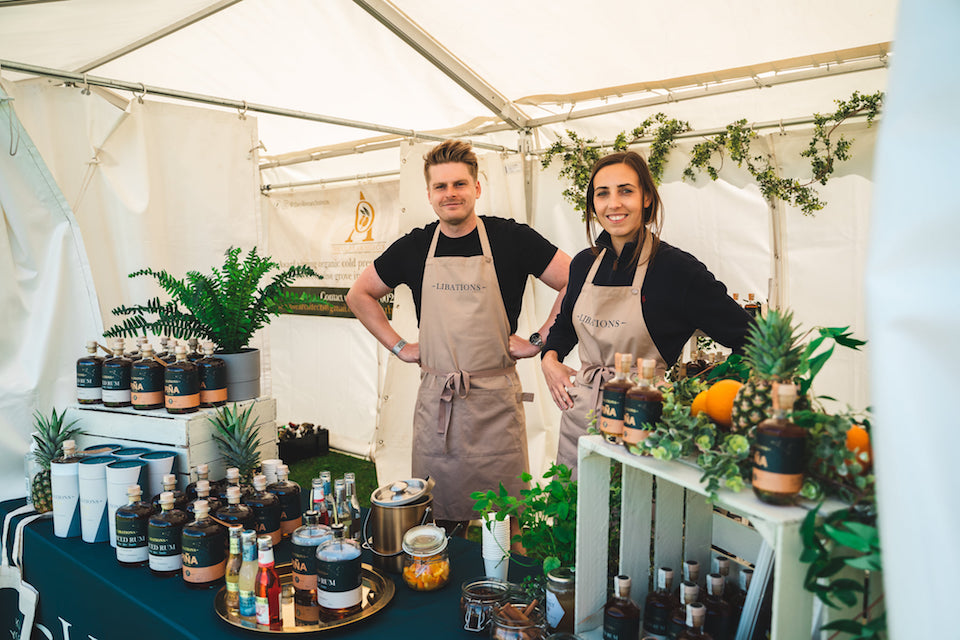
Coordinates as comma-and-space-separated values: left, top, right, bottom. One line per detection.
346, 291, 404, 351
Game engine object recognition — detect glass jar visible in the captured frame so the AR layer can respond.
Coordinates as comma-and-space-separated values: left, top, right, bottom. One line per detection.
460, 577, 510, 633
401, 524, 450, 591
545, 567, 576, 633
491, 597, 546, 640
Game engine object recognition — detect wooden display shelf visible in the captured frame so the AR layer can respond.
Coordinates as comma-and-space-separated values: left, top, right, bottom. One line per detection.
66, 398, 278, 488
574, 434, 847, 640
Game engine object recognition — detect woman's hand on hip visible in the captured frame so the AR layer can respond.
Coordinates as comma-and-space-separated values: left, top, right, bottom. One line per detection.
541, 351, 576, 410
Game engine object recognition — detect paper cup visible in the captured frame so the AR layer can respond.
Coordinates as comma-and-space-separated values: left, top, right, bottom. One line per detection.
51, 459, 82, 538
480, 514, 511, 581
106, 459, 148, 547
78, 455, 117, 543
483, 555, 509, 581
139, 450, 179, 499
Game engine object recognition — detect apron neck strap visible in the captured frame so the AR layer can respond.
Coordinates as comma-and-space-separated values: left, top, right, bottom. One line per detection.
426, 216, 492, 260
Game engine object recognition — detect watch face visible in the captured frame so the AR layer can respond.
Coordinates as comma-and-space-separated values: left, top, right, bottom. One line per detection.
529, 333, 543, 348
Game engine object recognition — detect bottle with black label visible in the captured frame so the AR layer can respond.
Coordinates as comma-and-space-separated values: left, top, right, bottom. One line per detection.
704, 573, 733, 640
668, 581, 701, 639
131, 343, 165, 410
197, 342, 228, 408
186, 337, 203, 362
744, 293, 761, 318
291, 510, 332, 624
181, 499, 227, 589
160, 338, 178, 364
187, 479, 222, 516
185, 463, 210, 501
643, 566, 675, 639
217, 485, 255, 530
602, 574, 641, 640
268, 463, 302, 539
115, 484, 153, 567
600, 353, 634, 445
752, 383, 804, 505
316, 523, 362, 618
623, 357, 663, 452
102, 340, 132, 408
152, 473, 188, 512
148, 491, 188, 577
165, 345, 199, 414
77, 340, 104, 405
245, 474, 282, 546
678, 602, 713, 640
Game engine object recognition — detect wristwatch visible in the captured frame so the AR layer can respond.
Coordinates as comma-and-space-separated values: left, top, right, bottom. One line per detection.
391, 339, 407, 356
528, 333, 543, 349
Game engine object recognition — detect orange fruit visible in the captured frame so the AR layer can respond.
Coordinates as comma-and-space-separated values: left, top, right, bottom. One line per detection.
690, 390, 709, 417
846, 425, 872, 469
704, 380, 743, 429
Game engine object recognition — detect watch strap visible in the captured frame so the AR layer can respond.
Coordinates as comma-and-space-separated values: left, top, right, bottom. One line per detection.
391, 339, 407, 356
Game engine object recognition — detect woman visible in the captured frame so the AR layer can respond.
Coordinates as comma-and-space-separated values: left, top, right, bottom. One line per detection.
541, 151, 751, 476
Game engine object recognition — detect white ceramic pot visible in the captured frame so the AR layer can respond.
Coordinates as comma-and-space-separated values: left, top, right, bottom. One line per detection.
217, 348, 260, 402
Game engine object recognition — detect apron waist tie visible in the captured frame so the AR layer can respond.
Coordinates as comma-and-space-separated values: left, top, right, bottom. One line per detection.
420, 364, 517, 450
582, 364, 615, 412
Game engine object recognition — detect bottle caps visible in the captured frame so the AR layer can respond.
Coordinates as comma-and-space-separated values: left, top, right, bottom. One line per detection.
193, 499, 209, 517
159, 491, 174, 507
127, 484, 142, 499
196, 480, 210, 494
686, 602, 706, 627
253, 474, 267, 490
614, 575, 631, 597
708, 573, 724, 597
227, 486, 241, 502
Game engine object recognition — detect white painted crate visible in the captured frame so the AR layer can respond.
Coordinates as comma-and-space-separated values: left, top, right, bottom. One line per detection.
67, 398, 278, 489
575, 434, 849, 640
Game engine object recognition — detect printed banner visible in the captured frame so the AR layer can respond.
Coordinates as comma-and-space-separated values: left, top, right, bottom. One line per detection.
281, 286, 394, 319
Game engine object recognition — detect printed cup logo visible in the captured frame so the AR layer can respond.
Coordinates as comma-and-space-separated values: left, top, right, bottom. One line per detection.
345, 192, 375, 243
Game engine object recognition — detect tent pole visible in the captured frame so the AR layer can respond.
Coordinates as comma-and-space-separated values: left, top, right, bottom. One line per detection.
261, 169, 400, 193
0, 59, 512, 153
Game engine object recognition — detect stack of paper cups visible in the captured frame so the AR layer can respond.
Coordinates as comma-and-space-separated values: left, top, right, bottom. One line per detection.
261, 459, 281, 485
139, 450, 179, 499
105, 459, 147, 547
78, 455, 118, 543
481, 513, 511, 580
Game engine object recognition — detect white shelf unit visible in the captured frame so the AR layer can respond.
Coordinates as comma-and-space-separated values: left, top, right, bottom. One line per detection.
574, 434, 846, 640
67, 397, 278, 488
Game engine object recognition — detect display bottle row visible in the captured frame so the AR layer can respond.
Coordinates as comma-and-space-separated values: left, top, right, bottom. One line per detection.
599, 354, 663, 452
76, 337, 226, 413
731, 292, 763, 318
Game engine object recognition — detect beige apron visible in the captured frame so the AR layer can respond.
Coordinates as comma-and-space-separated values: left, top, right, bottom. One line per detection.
556, 248, 667, 478
413, 217, 530, 520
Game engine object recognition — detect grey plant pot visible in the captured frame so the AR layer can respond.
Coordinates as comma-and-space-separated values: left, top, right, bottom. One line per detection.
217, 348, 261, 402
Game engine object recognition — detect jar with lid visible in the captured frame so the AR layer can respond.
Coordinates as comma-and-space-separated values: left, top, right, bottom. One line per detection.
545, 567, 575, 633
491, 597, 545, 640
401, 524, 450, 591
460, 577, 510, 633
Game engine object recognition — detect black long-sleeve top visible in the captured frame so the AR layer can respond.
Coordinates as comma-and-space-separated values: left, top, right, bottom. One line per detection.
543, 232, 751, 366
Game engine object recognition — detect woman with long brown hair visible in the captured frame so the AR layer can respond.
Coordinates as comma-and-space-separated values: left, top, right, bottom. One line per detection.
541, 151, 750, 476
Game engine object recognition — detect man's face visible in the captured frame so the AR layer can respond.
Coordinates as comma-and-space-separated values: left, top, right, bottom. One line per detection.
427, 162, 481, 227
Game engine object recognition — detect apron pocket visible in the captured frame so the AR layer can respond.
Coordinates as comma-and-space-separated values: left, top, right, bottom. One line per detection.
414, 383, 524, 459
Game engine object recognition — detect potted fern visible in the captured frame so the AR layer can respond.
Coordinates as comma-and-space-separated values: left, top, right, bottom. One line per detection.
104, 246, 322, 401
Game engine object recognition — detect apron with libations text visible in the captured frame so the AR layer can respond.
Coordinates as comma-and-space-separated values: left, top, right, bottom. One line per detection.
556, 248, 667, 478
413, 217, 530, 521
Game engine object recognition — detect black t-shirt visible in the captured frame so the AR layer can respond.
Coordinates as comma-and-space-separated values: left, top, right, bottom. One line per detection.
543, 232, 751, 365
374, 216, 559, 333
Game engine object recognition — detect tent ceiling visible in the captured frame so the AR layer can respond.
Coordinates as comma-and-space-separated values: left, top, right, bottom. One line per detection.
0, 0, 898, 155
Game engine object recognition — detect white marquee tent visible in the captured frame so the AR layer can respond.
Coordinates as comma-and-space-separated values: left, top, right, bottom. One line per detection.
2, 1, 957, 638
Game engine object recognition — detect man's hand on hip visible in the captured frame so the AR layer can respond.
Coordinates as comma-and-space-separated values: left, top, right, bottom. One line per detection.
397, 342, 420, 364
508, 334, 541, 360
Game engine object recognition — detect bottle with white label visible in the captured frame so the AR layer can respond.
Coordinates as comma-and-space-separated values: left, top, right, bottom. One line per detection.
291, 511, 332, 624
102, 340, 132, 407
76, 341, 103, 404
115, 484, 153, 567
148, 491, 188, 577
545, 566, 575, 633
255, 535, 282, 629
316, 523, 362, 618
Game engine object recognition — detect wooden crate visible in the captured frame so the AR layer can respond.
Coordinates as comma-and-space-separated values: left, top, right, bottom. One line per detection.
67, 398, 278, 489
574, 435, 851, 640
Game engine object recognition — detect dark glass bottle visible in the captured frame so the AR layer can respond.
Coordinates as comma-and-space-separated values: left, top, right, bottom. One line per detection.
602, 575, 641, 640
164, 345, 199, 414
643, 566, 675, 639
316, 524, 362, 619
216, 486, 255, 530
623, 357, 663, 451
76, 340, 103, 405
218, 467, 253, 502
291, 511, 332, 624
102, 341, 132, 408
115, 485, 154, 567
704, 573, 734, 640
186, 337, 203, 361
148, 491, 189, 577
744, 293, 761, 318
752, 383, 805, 505
599, 353, 634, 445
131, 343, 165, 410
255, 535, 282, 630
268, 464, 302, 539
677, 603, 714, 640
197, 342, 228, 408
668, 580, 701, 639
181, 499, 227, 589
245, 474, 282, 546
187, 479, 222, 516
185, 463, 209, 501
152, 473, 188, 512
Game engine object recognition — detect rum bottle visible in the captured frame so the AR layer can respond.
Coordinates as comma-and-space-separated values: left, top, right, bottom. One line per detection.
600, 353, 634, 444
185, 463, 210, 501
197, 342, 228, 407
181, 499, 227, 589
623, 357, 663, 451
152, 473, 188, 512
164, 345, 199, 413
148, 491, 188, 577
677, 603, 713, 640
268, 463, 302, 539
131, 343, 164, 410
291, 510, 333, 624
246, 474, 282, 546
668, 581, 700, 639
744, 293, 761, 318
752, 383, 805, 505
219, 466, 253, 501
115, 484, 153, 567
255, 535, 282, 630
316, 523, 362, 618
156, 336, 172, 362
187, 479, 221, 516
76, 340, 103, 405
602, 574, 641, 640
224, 526, 244, 617
102, 340, 132, 408
216, 485, 255, 530
186, 337, 202, 362
704, 573, 733, 640
238, 529, 259, 624
643, 566, 675, 639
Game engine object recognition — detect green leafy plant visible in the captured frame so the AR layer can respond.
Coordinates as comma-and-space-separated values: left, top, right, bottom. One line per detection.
471, 463, 578, 575
209, 402, 263, 484
104, 246, 323, 353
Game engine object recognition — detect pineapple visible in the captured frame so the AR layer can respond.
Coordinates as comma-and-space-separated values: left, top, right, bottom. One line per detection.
730, 310, 805, 433
30, 408, 82, 512
209, 403, 262, 485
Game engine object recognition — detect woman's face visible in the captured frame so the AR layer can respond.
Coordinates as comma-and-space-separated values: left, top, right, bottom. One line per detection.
592, 163, 652, 253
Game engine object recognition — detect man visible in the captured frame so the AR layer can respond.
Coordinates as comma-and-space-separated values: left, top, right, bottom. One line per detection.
346, 140, 569, 534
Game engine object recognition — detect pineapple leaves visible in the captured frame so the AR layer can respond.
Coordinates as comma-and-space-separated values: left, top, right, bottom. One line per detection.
209, 403, 263, 477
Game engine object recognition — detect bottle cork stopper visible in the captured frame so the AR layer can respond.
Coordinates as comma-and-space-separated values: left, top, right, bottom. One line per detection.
684, 559, 700, 581
641, 358, 656, 378
226, 467, 239, 480
163, 473, 176, 487
771, 382, 797, 411
614, 575, 631, 597
86, 340, 97, 351
127, 484, 141, 499
203, 341, 215, 355
681, 580, 699, 604
141, 343, 154, 356
658, 567, 674, 589
226, 486, 241, 502
196, 480, 210, 494
277, 464, 289, 474
708, 573, 724, 596
253, 474, 266, 490
197, 463, 208, 474
686, 602, 706, 627
174, 345, 186, 359
193, 499, 208, 516
613, 352, 623, 370
159, 491, 174, 506
620, 353, 634, 371
715, 556, 730, 575
62, 440, 76, 456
